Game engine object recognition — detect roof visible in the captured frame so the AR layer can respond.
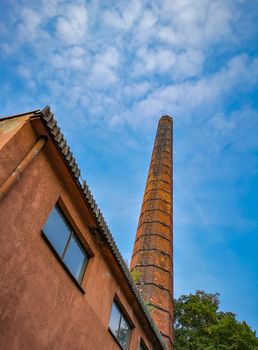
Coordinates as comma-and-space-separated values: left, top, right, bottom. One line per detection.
0, 106, 167, 349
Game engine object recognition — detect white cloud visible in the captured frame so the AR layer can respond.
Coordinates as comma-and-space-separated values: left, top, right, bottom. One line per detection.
123, 81, 151, 99
90, 63, 118, 85
158, 26, 177, 44
174, 50, 204, 79
138, 10, 157, 31
16, 65, 31, 80
134, 47, 176, 75
173, 105, 258, 238
103, 1, 142, 30
124, 54, 258, 129
89, 47, 120, 87
133, 47, 204, 80
49, 46, 87, 70
101, 47, 120, 68
16, 8, 48, 43
211, 113, 235, 133
0, 21, 7, 35
160, 0, 236, 48
55, 4, 88, 45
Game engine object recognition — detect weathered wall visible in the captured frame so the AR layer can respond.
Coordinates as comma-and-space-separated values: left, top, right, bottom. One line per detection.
0, 118, 157, 350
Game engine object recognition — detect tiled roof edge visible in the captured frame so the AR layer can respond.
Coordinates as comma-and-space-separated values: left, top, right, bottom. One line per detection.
38, 106, 167, 350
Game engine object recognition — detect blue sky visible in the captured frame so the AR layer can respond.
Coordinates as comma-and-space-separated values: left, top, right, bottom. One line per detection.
1, 0, 258, 333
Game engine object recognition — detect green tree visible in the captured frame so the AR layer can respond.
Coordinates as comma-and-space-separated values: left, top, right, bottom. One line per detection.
174, 290, 258, 350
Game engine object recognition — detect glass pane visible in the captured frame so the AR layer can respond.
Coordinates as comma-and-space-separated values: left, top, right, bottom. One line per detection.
43, 205, 70, 256
63, 234, 87, 283
118, 316, 131, 349
140, 343, 147, 350
109, 303, 121, 339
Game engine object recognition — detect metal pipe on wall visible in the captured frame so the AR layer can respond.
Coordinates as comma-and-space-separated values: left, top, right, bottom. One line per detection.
0, 136, 47, 201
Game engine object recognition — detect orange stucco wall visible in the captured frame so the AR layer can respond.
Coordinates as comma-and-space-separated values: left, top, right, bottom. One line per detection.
0, 117, 159, 350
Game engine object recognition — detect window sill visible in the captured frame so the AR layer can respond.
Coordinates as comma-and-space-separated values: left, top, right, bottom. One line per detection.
41, 231, 85, 294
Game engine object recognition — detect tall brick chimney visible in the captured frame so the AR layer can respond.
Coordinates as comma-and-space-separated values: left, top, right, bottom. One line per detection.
130, 116, 173, 349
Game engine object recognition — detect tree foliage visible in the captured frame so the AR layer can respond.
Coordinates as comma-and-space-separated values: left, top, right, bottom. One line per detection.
174, 290, 258, 350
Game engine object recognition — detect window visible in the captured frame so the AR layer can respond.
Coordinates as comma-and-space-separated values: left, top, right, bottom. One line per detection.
109, 301, 131, 349
139, 340, 149, 350
42, 204, 88, 284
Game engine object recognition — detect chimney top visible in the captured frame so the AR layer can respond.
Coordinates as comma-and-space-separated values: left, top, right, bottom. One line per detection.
159, 115, 173, 123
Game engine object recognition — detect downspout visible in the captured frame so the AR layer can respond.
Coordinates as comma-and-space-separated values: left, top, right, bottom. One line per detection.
0, 137, 47, 201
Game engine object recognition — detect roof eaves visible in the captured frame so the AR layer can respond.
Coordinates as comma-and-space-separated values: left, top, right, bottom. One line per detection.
0, 109, 40, 121
37, 106, 167, 350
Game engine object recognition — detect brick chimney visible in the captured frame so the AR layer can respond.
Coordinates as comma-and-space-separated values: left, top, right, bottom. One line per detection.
130, 116, 173, 349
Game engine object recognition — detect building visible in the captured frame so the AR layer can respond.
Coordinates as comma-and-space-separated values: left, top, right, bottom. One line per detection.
0, 106, 173, 350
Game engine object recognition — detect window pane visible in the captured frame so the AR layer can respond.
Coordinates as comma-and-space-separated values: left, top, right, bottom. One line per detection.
43, 205, 70, 256
63, 234, 87, 283
118, 316, 131, 349
140, 342, 148, 350
109, 303, 121, 338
